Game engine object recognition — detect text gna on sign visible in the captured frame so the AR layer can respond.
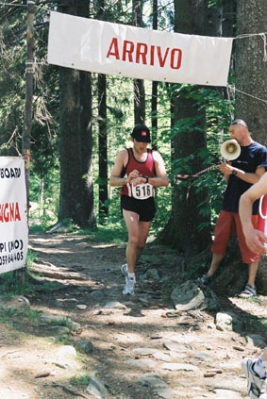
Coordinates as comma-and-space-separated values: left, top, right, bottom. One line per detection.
0, 203, 21, 223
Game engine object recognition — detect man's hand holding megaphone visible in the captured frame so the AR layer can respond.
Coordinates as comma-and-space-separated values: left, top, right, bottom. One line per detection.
218, 138, 241, 178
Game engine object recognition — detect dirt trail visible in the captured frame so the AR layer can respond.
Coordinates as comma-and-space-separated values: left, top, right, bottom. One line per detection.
0, 232, 266, 399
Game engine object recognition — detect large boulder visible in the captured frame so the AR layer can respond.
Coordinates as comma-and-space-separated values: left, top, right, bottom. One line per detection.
170, 280, 220, 312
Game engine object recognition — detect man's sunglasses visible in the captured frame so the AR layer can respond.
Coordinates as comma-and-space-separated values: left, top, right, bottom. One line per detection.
230, 120, 247, 128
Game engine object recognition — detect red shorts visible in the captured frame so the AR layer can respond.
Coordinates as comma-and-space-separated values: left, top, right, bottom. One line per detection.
211, 210, 264, 264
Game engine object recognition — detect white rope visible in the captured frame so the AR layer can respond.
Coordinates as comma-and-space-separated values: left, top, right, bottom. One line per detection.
235, 32, 267, 40
260, 33, 267, 61
235, 32, 267, 62
226, 84, 235, 121
0, 2, 27, 6
235, 88, 267, 104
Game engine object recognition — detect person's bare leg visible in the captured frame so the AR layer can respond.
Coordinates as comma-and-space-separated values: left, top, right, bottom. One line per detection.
238, 261, 259, 298
123, 210, 139, 274
206, 253, 224, 277
135, 220, 151, 263
247, 261, 259, 289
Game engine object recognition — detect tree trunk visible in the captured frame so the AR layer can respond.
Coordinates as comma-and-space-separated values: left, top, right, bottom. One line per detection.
58, 67, 86, 226
159, 0, 224, 257
133, 0, 145, 123
78, 0, 96, 228
58, 1, 91, 228
151, 0, 158, 149
235, 2, 267, 144
80, 70, 96, 228
222, 0, 236, 37
134, 79, 145, 123
97, 0, 108, 222
98, 73, 108, 221
235, 1, 267, 293
171, 98, 210, 256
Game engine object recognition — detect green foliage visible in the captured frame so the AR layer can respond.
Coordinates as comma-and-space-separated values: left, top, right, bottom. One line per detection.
84, 223, 127, 244
70, 374, 92, 387
170, 85, 234, 230
0, 1, 235, 245
55, 335, 69, 345
0, 305, 42, 324
26, 249, 37, 267
0, 272, 34, 296
151, 185, 172, 234
0, 246, 61, 296
29, 168, 59, 229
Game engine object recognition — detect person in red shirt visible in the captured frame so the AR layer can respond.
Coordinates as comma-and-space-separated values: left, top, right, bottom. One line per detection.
110, 124, 169, 295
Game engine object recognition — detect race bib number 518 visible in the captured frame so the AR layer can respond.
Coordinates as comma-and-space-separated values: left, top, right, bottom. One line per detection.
132, 183, 153, 200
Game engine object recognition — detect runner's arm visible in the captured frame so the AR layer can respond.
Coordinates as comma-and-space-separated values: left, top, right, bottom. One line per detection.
239, 172, 267, 254
110, 150, 139, 186
147, 151, 169, 187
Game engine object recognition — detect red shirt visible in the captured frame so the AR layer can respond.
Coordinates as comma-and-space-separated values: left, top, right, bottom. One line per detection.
120, 148, 155, 198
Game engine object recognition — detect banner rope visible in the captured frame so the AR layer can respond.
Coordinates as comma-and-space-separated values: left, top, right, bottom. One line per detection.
174, 164, 220, 204
174, 164, 218, 183
0, 2, 27, 6
229, 86, 267, 104
260, 33, 267, 61
235, 32, 267, 39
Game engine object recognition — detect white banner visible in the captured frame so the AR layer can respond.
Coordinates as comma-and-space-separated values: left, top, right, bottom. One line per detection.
47, 11, 233, 87
0, 157, 28, 274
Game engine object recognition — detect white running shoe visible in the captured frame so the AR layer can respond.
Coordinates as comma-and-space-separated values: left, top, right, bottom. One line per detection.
121, 263, 128, 276
242, 358, 266, 399
123, 276, 135, 295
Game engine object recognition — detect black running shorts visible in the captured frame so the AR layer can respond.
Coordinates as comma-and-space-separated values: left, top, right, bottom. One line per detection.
120, 195, 156, 222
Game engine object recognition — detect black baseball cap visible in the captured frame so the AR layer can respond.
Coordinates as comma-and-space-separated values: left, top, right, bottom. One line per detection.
131, 124, 151, 143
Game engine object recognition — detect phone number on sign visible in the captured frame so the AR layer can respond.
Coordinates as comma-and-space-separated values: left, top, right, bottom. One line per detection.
0, 251, 24, 266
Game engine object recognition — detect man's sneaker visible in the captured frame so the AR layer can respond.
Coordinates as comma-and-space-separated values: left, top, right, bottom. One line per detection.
123, 276, 135, 295
242, 358, 266, 399
121, 263, 128, 277
197, 274, 213, 286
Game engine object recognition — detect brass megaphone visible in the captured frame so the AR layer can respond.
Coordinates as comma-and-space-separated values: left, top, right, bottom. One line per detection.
220, 139, 241, 161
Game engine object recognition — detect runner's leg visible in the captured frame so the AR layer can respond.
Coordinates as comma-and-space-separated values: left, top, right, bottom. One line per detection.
123, 209, 139, 274
136, 220, 151, 262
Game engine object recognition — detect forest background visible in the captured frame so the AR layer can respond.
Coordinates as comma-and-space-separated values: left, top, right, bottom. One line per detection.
1, 0, 267, 293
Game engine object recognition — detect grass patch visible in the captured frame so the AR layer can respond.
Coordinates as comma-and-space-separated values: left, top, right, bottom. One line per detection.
73, 219, 127, 244
0, 304, 43, 333
70, 374, 92, 387
243, 313, 267, 333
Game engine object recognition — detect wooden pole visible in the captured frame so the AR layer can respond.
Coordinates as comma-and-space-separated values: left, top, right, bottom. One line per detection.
23, 0, 35, 201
